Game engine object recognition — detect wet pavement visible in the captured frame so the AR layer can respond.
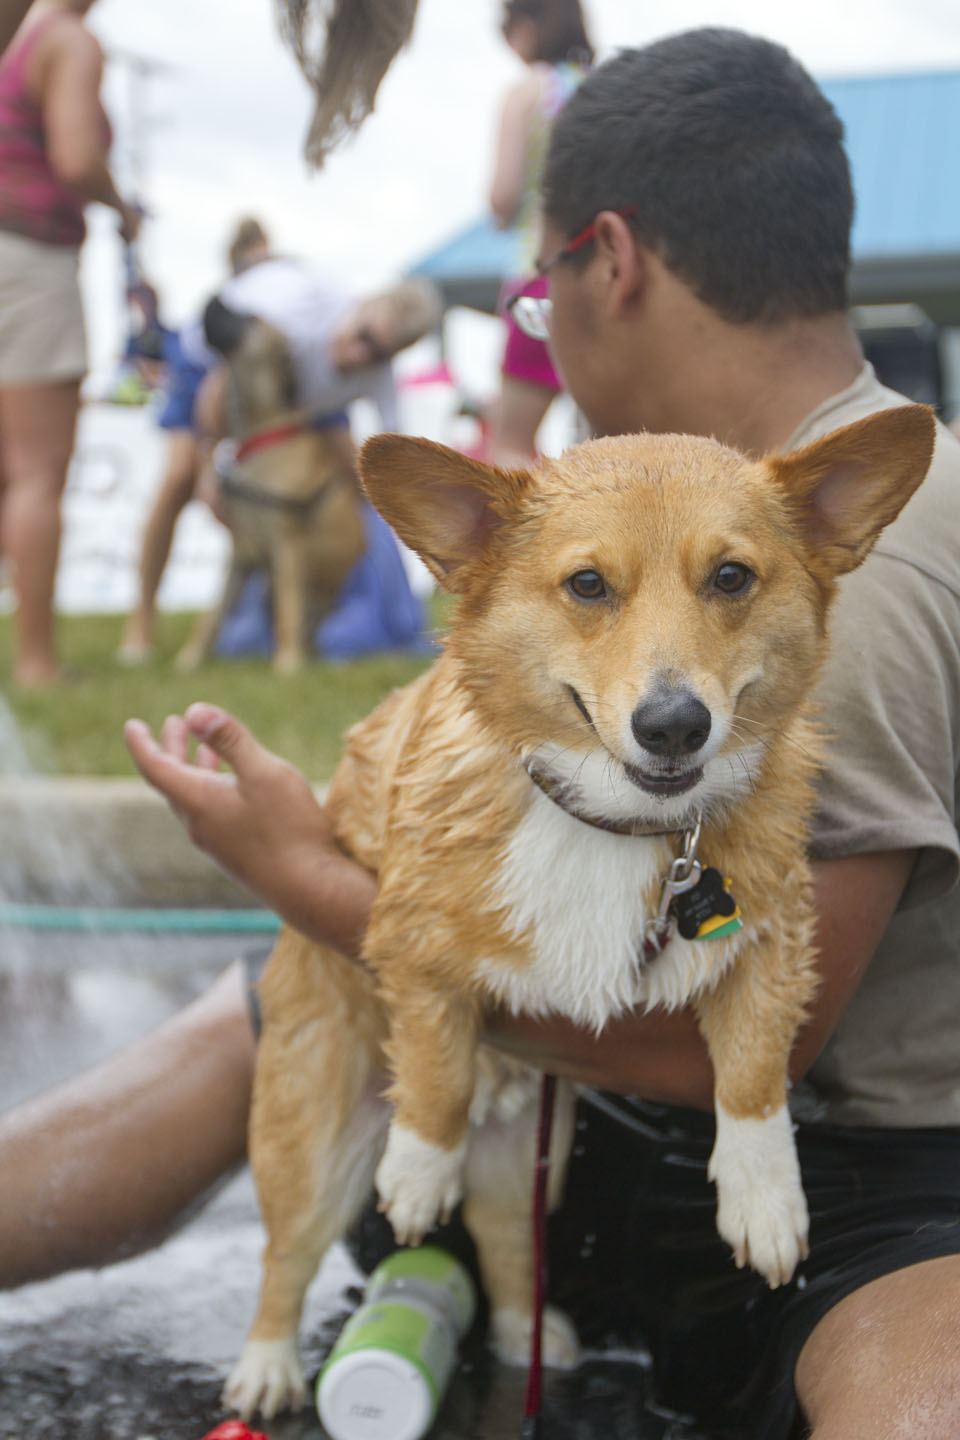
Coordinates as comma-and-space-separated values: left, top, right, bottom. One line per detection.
0, 930, 706, 1440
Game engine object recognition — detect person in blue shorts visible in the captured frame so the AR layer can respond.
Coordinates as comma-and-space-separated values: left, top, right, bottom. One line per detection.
117, 218, 270, 663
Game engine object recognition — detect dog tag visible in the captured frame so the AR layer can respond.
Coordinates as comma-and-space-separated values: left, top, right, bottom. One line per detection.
670, 867, 743, 941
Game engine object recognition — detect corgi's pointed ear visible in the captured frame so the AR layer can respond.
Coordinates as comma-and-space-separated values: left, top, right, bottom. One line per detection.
359, 435, 531, 590
767, 404, 935, 578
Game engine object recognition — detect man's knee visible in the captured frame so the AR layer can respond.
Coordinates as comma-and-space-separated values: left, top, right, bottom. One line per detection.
796, 1257, 960, 1439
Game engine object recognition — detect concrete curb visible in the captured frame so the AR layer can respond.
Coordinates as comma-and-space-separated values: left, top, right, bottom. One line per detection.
0, 777, 278, 908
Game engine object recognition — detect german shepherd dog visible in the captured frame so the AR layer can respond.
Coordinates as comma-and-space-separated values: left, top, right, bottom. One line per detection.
224, 406, 934, 1418
176, 300, 366, 674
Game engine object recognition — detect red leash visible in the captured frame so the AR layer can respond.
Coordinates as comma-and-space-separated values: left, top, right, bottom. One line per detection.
521, 1072, 557, 1440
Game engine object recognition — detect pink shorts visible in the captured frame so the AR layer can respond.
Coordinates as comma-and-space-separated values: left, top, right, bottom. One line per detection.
500, 274, 563, 392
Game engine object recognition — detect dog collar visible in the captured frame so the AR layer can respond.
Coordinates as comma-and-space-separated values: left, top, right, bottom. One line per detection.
524, 763, 730, 964
234, 422, 309, 464
524, 762, 693, 839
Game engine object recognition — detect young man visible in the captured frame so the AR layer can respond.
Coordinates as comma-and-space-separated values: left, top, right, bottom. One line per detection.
4, 27, 959, 1440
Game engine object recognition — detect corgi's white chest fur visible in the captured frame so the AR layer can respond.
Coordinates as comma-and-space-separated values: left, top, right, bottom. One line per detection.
482, 788, 741, 1029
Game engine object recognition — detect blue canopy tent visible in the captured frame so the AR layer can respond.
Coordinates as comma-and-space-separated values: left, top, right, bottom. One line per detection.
410, 70, 960, 326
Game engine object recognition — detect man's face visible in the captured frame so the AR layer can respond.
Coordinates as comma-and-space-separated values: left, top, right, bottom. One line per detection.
538, 221, 627, 438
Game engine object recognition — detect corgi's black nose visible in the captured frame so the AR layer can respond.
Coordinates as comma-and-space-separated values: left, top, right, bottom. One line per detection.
631, 688, 712, 757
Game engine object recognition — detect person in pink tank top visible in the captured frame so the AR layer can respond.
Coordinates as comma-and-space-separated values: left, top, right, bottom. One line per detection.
488, 0, 593, 468
0, 0, 139, 688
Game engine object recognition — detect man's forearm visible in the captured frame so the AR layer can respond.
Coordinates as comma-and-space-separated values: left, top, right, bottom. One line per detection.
274, 843, 377, 961
487, 1004, 716, 1110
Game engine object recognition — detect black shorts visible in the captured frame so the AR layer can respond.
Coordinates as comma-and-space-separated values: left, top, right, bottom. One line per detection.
347, 1091, 960, 1440
550, 1094, 960, 1438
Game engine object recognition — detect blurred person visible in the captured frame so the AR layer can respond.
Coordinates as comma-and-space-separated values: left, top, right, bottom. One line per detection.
117, 218, 269, 664
212, 248, 438, 435
115, 279, 176, 400
0, 0, 139, 688
488, 0, 592, 467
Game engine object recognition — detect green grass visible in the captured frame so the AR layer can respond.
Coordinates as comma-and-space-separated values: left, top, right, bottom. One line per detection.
0, 605, 450, 778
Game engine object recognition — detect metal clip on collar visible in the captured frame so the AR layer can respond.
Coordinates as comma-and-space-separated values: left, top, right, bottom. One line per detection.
644, 810, 703, 956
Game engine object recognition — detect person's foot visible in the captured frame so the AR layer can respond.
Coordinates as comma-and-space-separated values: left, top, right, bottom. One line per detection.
13, 660, 66, 690
117, 616, 156, 666
116, 640, 156, 666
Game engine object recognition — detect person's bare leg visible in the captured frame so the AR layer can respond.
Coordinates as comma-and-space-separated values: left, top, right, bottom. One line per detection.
121, 428, 200, 657
490, 376, 557, 469
0, 378, 79, 688
795, 1255, 960, 1438
0, 959, 256, 1289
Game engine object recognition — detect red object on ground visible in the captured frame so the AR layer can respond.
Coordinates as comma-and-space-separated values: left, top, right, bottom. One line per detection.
198, 1423, 270, 1440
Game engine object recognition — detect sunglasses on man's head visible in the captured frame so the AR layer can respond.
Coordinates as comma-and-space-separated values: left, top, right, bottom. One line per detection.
507, 206, 639, 341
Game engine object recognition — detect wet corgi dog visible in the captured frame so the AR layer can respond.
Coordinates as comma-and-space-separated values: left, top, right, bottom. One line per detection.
225, 406, 935, 1419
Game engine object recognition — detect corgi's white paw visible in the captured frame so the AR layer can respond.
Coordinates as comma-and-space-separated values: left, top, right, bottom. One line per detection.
223, 1337, 306, 1420
375, 1123, 466, 1245
709, 1103, 809, 1288
491, 1305, 580, 1370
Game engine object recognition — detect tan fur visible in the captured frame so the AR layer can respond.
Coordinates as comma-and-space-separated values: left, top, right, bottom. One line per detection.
226, 406, 935, 1419
176, 319, 366, 675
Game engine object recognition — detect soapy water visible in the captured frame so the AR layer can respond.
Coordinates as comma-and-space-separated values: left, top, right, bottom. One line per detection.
0, 925, 696, 1440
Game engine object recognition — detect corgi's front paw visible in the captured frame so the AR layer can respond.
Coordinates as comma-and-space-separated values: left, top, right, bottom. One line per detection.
375, 1123, 466, 1245
223, 1337, 306, 1420
709, 1103, 809, 1288
491, 1305, 580, 1370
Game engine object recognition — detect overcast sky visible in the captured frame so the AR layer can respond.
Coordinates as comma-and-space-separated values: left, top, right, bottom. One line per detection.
81, 0, 960, 382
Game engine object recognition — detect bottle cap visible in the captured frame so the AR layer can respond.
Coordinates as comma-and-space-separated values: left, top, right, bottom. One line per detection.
317, 1345, 435, 1440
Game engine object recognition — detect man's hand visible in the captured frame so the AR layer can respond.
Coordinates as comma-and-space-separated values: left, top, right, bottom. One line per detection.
124, 704, 375, 956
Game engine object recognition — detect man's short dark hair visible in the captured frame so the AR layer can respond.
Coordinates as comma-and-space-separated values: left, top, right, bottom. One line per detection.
541, 28, 853, 324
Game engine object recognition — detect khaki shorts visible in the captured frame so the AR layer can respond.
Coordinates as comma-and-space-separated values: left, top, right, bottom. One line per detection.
0, 228, 87, 385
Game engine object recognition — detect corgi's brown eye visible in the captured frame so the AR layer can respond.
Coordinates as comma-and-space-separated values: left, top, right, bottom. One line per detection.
713, 562, 753, 595
567, 569, 606, 600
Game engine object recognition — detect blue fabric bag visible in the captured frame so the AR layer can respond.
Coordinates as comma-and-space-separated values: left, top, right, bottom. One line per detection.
215, 504, 433, 660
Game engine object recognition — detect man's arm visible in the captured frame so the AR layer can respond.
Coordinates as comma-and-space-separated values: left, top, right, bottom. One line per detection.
485, 848, 916, 1110
125, 705, 911, 1104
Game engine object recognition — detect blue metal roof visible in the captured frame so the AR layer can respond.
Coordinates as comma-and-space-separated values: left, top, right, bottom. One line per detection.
411, 69, 960, 291
410, 217, 521, 283
821, 71, 960, 258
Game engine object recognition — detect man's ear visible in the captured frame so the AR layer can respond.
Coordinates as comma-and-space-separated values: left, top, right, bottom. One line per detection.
359, 436, 530, 590
592, 210, 645, 318
766, 404, 936, 579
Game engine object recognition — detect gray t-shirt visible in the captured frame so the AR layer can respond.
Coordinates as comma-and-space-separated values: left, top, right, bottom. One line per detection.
785, 365, 960, 1126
